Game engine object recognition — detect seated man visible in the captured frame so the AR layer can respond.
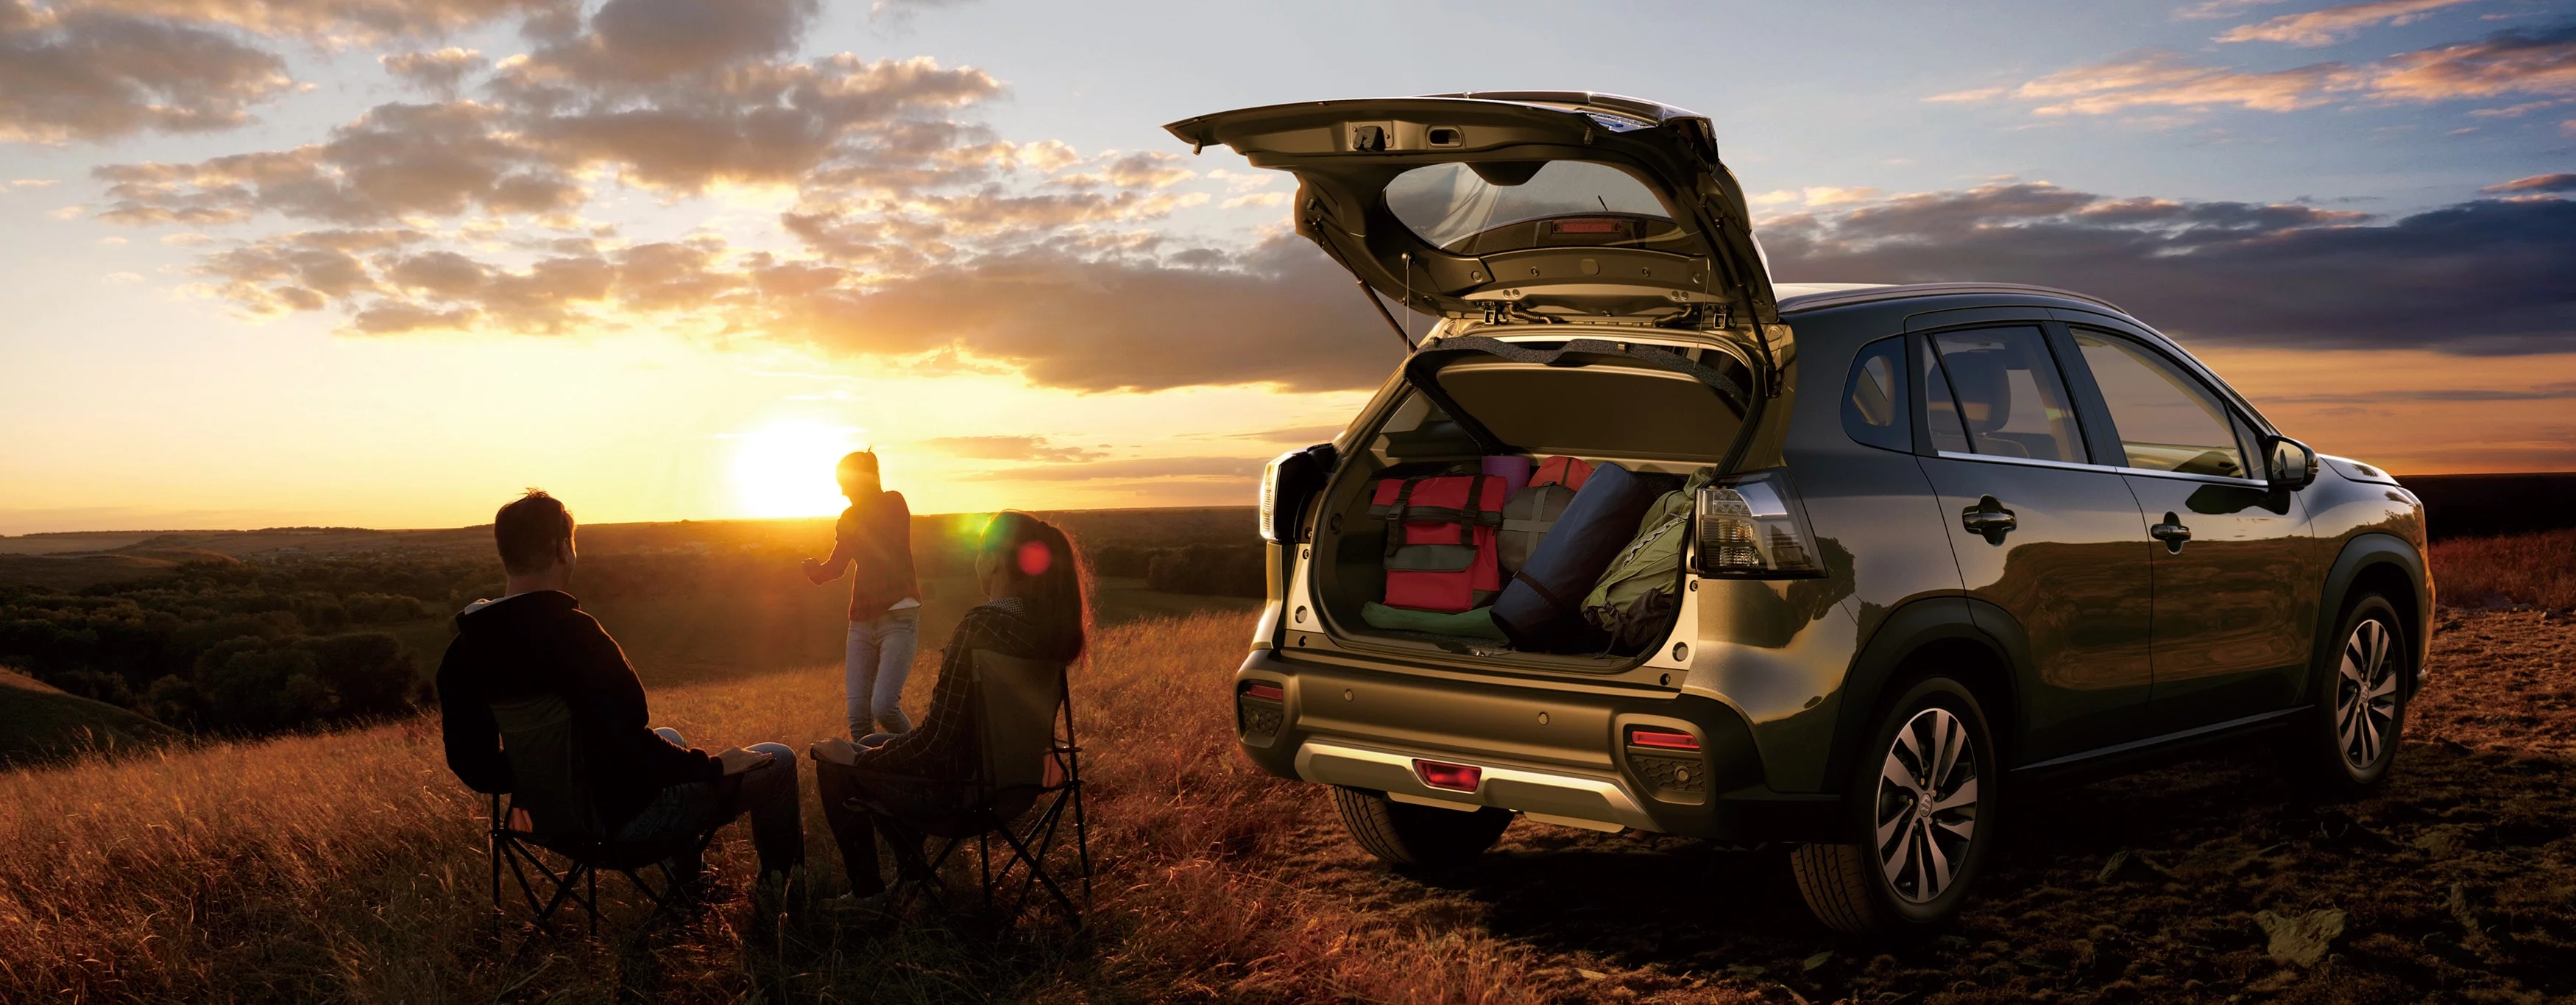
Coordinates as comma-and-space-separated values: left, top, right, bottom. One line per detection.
439, 490, 802, 884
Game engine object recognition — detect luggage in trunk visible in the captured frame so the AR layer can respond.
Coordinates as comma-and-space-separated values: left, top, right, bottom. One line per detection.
1369, 473, 1510, 613
1496, 455, 1595, 574
1491, 462, 1660, 652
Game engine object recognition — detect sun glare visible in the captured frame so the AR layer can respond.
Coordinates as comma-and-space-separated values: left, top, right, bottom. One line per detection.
730, 420, 863, 518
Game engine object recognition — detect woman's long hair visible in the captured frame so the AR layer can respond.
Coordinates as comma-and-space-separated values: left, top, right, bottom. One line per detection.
982, 511, 1089, 661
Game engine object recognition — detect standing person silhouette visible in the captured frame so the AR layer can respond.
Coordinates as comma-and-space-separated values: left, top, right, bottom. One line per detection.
803, 451, 922, 742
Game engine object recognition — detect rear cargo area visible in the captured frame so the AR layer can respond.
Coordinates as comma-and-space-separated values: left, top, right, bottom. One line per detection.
1303, 335, 1757, 666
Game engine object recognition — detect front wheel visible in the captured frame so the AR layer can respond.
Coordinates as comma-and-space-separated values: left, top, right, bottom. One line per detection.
2281, 593, 2408, 799
1332, 786, 1512, 872
1791, 676, 1998, 936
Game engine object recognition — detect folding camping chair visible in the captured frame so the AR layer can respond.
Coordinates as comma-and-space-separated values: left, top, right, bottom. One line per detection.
838, 648, 1091, 927
484, 695, 721, 941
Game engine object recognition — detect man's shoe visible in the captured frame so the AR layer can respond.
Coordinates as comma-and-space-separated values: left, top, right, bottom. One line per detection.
820, 889, 896, 915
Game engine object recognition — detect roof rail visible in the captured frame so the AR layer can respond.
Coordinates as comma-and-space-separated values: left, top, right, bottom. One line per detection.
1776, 282, 2129, 317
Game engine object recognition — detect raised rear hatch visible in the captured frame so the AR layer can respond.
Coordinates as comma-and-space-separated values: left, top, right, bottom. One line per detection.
1166, 92, 1780, 329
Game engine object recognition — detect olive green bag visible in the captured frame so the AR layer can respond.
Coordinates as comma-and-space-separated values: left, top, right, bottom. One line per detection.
1580, 468, 1713, 652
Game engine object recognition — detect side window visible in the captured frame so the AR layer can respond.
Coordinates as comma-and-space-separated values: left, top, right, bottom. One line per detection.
2071, 330, 2251, 479
1925, 326, 2087, 464
1841, 336, 1909, 451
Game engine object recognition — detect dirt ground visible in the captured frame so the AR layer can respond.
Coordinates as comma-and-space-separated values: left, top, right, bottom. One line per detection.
1262, 608, 2576, 1004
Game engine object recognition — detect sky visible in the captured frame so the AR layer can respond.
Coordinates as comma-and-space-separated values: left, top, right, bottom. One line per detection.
1, 0, 2572, 535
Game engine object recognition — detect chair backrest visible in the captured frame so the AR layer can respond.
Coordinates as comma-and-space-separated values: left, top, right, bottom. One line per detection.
969, 649, 1067, 792
488, 694, 605, 840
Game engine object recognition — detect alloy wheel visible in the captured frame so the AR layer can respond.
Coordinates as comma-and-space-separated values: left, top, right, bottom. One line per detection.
2335, 618, 2401, 771
1874, 707, 1980, 903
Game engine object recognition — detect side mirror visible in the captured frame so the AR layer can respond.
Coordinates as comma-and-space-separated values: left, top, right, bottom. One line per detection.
2265, 436, 2318, 490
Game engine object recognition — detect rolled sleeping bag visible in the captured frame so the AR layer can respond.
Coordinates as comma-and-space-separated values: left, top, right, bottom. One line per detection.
1492, 462, 1660, 652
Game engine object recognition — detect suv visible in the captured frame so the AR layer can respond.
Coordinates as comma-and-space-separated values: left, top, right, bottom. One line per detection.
1169, 93, 2432, 934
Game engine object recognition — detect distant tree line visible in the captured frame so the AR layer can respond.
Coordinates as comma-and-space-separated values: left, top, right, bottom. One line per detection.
0, 557, 494, 736
1086, 544, 1266, 599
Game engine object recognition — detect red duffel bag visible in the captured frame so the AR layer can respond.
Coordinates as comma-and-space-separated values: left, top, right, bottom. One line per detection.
1369, 473, 1509, 613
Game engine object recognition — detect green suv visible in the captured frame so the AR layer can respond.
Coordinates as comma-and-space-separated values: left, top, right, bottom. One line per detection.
1169, 93, 2433, 935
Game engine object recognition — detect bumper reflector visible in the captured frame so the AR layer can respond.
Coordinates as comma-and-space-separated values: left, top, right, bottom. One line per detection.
1628, 728, 1699, 751
1242, 682, 1284, 702
1413, 759, 1483, 792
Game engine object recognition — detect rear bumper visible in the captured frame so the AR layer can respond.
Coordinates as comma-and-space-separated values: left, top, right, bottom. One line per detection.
1233, 648, 1839, 843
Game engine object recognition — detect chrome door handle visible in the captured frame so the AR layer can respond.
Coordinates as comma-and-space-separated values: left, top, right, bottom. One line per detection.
1961, 496, 2016, 543
2151, 512, 2192, 553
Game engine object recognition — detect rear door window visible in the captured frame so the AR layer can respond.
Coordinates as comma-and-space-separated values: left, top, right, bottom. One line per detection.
1923, 326, 2088, 464
2070, 329, 2252, 479
1842, 336, 1910, 452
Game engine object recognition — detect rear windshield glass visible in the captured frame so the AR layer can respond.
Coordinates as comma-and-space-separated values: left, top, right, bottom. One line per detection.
1384, 161, 1687, 256
1431, 355, 1749, 462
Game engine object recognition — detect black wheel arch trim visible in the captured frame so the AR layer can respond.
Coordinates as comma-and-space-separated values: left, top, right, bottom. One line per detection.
1821, 596, 2030, 799
2312, 532, 2431, 702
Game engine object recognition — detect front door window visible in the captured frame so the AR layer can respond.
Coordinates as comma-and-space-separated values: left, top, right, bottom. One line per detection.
2072, 330, 2251, 479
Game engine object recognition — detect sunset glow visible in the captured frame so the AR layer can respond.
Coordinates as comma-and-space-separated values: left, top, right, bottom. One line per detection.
729, 420, 866, 519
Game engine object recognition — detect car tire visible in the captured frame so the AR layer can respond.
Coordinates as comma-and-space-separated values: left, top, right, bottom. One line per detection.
1331, 786, 1513, 872
1791, 676, 1998, 937
2281, 593, 2409, 800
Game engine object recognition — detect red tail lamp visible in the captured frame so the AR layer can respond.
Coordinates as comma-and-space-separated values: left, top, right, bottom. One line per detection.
1413, 759, 1483, 791
1628, 728, 1699, 751
1242, 683, 1284, 702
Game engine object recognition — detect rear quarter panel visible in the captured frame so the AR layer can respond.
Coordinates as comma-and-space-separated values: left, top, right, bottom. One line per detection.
1700, 302, 1965, 792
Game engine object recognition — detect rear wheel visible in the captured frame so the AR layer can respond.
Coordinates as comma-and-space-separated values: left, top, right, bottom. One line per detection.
1332, 787, 1513, 872
2282, 593, 2408, 798
1792, 676, 1996, 936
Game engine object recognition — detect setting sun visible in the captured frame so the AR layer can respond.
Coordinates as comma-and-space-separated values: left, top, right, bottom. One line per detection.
729, 420, 866, 518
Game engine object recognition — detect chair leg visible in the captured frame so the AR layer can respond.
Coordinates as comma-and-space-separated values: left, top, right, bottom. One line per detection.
996, 816, 1081, 923
587, 865, 598, 935
1069, 780, 1093, 904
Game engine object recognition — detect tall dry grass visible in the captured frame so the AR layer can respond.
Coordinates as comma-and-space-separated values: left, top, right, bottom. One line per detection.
0, 612, 1559, 1003
2430, 528, 2576, 610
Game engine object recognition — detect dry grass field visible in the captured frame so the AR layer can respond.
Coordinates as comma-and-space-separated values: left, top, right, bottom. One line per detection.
4, 526, 2574, 1004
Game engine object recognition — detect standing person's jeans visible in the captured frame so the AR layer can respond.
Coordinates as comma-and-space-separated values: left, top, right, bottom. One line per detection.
618, 727, 804, 879
845, 608, 920, 740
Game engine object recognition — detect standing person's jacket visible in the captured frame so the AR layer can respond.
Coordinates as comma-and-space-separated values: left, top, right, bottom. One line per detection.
436, 590, 718, 831
849, 596, 1050, 779
817, 490, 919, 620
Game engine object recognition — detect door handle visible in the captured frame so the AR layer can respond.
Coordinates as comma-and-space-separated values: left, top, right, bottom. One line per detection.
1961, 496, 2016, 543
2151, 512, 2192, 553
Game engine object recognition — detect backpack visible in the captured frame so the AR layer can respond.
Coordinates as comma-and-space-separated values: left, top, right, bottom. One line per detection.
1368, 473, 1509, 613
1581, 468, 1716, 653
1496, 456, 1594, 573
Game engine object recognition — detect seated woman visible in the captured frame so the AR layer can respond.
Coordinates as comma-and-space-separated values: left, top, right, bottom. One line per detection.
809, 511, 1087, 908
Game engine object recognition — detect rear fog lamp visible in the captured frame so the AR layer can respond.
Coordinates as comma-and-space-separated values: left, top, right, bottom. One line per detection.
1413, 759, 1483, 791
1628, 728, 1699, 751
1242, 683, 1285, 702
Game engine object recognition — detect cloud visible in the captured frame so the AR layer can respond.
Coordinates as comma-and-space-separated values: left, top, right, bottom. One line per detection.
2365, 24, 2576, 102
2215, 0, 2475, 46
2176, 0, 2285, 21
1222, 191, 1285, 209
959, 456, 1262, 482
1931, 24, 2576, 116
0, 1, 294, 143
93, 102, 584, 225
1764, 181, 2576, 355
80, 0, 571, 45
2485, 172, 2576, 193
916, 435, 1103, 462
775, 233, 1404, 393
380, 47, 486, 96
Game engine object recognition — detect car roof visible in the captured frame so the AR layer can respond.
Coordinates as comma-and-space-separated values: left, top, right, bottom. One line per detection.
1774, 281, 2129, 317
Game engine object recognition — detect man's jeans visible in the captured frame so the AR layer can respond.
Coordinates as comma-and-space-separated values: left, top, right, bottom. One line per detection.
845, 608, 920, 740
618, 727, 804, 879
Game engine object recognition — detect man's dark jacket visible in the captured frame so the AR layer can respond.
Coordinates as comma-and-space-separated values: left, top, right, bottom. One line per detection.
436, 590, 716, 829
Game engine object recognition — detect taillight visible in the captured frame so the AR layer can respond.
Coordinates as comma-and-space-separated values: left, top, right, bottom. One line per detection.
1627, 728, 1699, 751
1259, 443, 1337, 544
1413, 759, 1483, 791
1694, 468, 1824, 578
1242, 682, 1284, 702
